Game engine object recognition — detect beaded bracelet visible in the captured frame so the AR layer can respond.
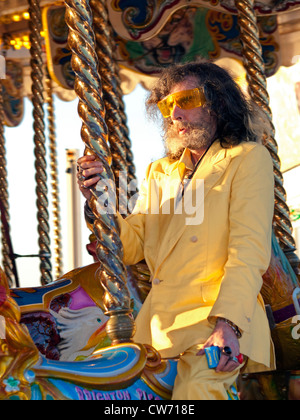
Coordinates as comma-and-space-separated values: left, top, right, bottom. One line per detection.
218, 317, 242, 339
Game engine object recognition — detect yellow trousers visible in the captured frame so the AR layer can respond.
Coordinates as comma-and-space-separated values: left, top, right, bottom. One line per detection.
172, 344, 242, 400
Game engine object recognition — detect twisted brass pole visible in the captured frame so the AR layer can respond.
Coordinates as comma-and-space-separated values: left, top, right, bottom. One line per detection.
45, 74, 63, 279
91, 0, 127, 216
105, 17, 137, 198
29, 0, 52, 285
0, 83, 15, 287
235, 0, 299, 272
99, 0, 137, 195
91, 0, 137, 216
113, 72, 137, 201
64, 0, 135, 343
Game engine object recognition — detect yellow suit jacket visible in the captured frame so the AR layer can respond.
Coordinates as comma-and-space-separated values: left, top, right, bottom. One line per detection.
117, 140, 275, 370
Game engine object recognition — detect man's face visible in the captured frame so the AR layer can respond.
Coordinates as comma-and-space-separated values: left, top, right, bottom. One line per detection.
163, 76, 217, 159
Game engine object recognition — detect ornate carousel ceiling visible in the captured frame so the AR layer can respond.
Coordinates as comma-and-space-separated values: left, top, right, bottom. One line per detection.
0, 0, 300, 125
0, 0, 300, 16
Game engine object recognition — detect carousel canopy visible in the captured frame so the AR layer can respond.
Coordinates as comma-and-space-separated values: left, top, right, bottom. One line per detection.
0, 0, 300, 99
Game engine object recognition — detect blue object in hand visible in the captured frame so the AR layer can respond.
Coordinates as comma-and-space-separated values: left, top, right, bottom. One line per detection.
205, 346, 221, 369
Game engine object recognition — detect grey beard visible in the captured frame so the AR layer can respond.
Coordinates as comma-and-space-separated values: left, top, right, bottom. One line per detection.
164, 122, 213, 160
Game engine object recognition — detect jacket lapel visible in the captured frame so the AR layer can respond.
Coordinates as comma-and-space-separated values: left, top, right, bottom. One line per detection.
191, 149, 231, 200
154, 141, 232, 274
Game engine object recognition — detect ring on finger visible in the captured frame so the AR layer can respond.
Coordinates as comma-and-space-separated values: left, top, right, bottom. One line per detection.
81, 181, 89, 189
78, 173, 86, 182
222, 346, 232, 356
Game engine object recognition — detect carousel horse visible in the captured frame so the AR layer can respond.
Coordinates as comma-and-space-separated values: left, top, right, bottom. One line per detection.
0, 230, 299, 400
10, 263, 143, 362
0, 261, 240, 400
238, 233, 300, 400
0, 265, 179, 400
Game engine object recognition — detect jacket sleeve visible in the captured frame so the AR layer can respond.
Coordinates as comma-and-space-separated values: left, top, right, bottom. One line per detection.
208, 145, 275, 333
117, 163, 152, 266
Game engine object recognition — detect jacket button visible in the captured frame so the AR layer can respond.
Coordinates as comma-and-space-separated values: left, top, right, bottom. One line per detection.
190, 235, 198, 243
153, 278, 160, 285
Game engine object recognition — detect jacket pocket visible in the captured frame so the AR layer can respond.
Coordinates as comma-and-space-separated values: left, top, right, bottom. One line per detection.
201, 279, 221, 304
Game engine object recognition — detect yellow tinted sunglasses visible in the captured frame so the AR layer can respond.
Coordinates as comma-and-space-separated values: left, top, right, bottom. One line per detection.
157, 88, 206, 118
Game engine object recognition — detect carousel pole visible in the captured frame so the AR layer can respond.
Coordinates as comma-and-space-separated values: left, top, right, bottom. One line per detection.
91, 0, 137, 216
28, 0, 52, 284
112, 60, 137, 203
45, 73, 63, 279
64, 0, 135, 343
235, 0, 300, 273
0, 82, 16, 287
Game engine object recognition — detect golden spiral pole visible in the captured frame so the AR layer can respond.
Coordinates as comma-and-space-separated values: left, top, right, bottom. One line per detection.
90, 0, 136, 216
104, 3, 137, 199
113, 78, 137, 197
64, 0, 135, 343
235, 0, 300, 272
113, 78, 137, 201
28, 0, 52, 285
0, 83, 15, 287
45, 74, 63, 279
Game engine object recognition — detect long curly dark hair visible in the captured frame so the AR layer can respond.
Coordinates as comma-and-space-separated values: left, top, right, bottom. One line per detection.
146, 60, 270, 148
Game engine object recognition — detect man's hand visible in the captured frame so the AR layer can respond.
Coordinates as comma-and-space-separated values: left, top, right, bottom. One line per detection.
197, 319, 241, 372
77, 155, 104, 200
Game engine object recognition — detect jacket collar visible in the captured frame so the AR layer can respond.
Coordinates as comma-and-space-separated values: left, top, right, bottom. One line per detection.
164, 140, 228, 179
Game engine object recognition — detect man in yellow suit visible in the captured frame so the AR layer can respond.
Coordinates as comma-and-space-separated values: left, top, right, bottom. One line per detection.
77, 60, 275, 400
